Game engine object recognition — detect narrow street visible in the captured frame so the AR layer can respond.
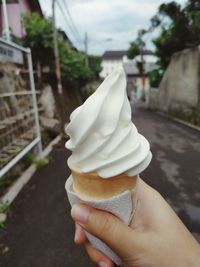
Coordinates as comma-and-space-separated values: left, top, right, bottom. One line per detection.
134, 104, 200, 241
0, 105, 200, 267
0, 144, 96, 267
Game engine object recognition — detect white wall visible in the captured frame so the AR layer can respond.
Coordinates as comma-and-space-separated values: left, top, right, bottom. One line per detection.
135, 77, 150, 99
100, 59, 123, 78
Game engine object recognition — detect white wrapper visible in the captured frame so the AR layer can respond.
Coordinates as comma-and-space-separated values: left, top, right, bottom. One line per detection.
65, 175, 138, 265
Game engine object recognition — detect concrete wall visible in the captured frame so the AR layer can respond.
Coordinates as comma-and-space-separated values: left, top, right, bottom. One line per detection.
148, 88, 159, 110
159, 46, 200, 113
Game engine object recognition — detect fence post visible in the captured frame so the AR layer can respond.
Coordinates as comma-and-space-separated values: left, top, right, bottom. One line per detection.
27, 48, 42, 157
2, 0, 10, 41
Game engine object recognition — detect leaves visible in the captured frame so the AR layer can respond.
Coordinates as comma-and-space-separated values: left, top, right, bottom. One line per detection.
127, 0, 200, 86
22, 13, 54, 67
148, 69, 163, 88
129, 0, 200, 72
127, 40, 140, 60
20, 12, 101, 89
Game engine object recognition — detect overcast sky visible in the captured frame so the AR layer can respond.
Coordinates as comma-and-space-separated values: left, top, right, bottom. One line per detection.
39, 0, 187, 55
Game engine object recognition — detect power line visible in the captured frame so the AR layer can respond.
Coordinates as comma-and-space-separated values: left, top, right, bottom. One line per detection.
61, 0, 82, 41
56, 0, 78, 40
56, 0, 82, 45
143, 15, 165, 46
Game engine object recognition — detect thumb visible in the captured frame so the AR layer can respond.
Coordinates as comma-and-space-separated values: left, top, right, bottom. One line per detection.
71, 203, 141, 259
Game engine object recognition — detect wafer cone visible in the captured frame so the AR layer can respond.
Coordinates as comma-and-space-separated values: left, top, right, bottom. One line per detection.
68, 159, 137, 200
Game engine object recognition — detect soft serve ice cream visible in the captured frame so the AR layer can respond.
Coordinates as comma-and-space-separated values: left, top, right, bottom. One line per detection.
65, 67, 152, 264
65, 67, 152, 178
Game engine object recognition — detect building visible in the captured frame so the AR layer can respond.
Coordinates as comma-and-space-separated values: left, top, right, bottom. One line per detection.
0, 0, 42, 38
100, 50, 126, 78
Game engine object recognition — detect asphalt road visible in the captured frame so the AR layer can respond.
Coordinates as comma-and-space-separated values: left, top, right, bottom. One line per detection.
0, 105, 200, 267
134, 105, 200, 241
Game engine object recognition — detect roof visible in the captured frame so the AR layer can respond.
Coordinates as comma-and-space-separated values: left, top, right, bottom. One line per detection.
145, 62, 158, 73
58, 30, 73, 44
123, 61, 158, 75
123, 62, 139, 75
58, 30, 77, 51
102, 50, 127, 60
140, 49, 153, 55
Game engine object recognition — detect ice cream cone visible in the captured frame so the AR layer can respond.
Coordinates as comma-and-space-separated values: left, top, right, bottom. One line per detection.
68, 160, 137, 200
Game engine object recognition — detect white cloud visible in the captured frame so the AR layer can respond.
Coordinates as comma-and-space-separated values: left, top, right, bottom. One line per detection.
39, 0, 187, 55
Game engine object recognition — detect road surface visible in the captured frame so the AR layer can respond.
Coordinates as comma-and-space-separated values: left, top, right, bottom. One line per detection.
134, 105, 200, 241
0, 105, 200, 267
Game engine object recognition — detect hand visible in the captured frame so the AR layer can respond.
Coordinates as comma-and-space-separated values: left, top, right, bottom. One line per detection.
71, 178, 200, 267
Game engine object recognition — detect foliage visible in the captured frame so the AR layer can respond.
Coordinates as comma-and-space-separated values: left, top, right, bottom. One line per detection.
34, 157, 49, 169
22, 12, 54, 67
128, 0, 200, 72
127, 29, 147, 78
127, 41, 140, 60
0, 153, 34, 197
148, 69, 163, 88
0, 202, 10, 229
58, 40, 92, 88
88, 55, 102, 80
152, 2, 191, 69
127, 29, 146, 60
81, 80, 102, 101
20, 13, 101, 89
0, 173, 15, 196
0, 202, 10, 214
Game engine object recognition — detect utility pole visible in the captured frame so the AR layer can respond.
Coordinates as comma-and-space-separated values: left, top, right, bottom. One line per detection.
139, 40, 145, 101
52, 0, 65, 134
84, 32, 89, 67
2, 0, 10, 41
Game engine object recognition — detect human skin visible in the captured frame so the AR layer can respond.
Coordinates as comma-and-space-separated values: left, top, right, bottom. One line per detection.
71, 178, 200, 267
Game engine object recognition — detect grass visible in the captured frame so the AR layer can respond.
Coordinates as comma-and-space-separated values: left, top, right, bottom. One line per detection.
0, 201, 10, 213
0, 153, 34, 197
0, 174, 17, 197
34, 156, 51, 169
0, 201, 10, 229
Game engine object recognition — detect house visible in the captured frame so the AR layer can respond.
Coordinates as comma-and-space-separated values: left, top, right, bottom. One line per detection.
0, 0, 42, 38
100, 50, 126, 78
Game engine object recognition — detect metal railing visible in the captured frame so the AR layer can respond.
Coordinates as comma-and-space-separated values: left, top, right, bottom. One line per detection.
0, 38, 42, 178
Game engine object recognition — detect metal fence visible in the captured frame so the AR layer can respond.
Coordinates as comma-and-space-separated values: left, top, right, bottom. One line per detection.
0, 38, 42, 178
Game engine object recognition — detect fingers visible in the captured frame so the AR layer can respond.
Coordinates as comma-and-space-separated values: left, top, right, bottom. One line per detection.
74, 223, 114, 266
71, 204, 141, 259
74, 223, 87, 245
85, 242, 114, 267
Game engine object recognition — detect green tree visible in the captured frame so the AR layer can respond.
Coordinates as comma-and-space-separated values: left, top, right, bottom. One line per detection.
22, 12, 54, 67
127, 29, 147, 84
58, 40, 92, 88
88, 55, 102, 80
152, 2, 191, 69
127, 29, 146, 59
128, 0, 200, 73
20, 13, 100, 89
148, 69, 163, 88
185, 0, 200, 44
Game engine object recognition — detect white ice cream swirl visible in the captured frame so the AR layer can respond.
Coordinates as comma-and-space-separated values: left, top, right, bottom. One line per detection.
65, 68, 152, 178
